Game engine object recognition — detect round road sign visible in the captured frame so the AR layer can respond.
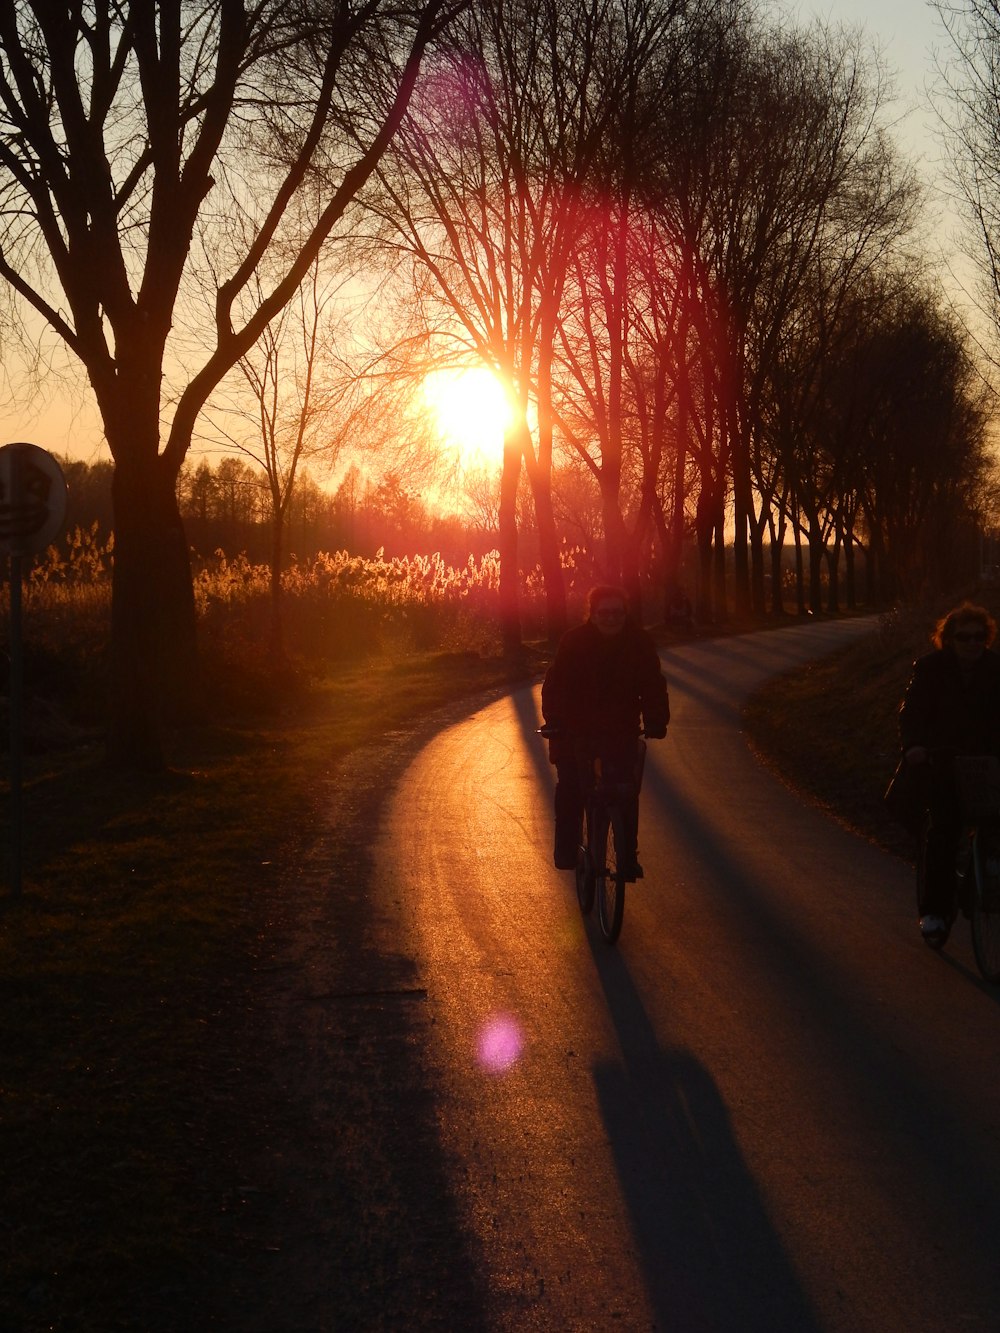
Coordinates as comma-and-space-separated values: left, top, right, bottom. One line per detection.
0, 442, 68, 555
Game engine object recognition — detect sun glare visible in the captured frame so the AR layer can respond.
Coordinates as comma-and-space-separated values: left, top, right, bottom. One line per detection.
422, 366, 512, 471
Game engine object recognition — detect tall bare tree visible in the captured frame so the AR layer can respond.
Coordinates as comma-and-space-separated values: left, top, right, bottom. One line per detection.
0, 0, 459, 768
206, 256, 350, 657
934, 0, 1000, 357
367, 0, 690, 645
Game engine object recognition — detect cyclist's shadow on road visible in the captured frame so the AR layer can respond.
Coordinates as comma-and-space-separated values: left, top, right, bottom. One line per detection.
590, 947, 821, 1333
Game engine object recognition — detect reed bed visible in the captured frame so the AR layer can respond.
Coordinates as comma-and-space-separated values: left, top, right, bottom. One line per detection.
3, 528, 552, 725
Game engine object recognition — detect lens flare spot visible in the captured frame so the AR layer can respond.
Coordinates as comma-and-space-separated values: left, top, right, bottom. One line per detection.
476, 1013, 524, 1075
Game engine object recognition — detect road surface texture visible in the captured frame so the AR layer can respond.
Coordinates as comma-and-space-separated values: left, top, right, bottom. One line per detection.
361, 618, 1000, 1332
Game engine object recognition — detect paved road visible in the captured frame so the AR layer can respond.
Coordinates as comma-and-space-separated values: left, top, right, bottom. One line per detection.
374, 620, 1000, 1331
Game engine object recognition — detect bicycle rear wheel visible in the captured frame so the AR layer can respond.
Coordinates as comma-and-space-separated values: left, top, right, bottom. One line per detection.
576, 806, 595, 915
971, 829, 1000, 983
596, 806, 626, 944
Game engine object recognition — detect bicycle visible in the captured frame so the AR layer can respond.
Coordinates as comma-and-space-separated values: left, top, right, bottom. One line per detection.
538, 728, 644, 945
915, 751, 1000, 983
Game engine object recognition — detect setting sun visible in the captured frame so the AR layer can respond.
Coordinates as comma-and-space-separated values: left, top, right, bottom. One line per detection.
422, 366, 513, 471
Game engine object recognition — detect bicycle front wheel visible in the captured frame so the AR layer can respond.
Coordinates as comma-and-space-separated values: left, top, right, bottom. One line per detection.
596, 806, 626, 944
971, 829, 1000, 983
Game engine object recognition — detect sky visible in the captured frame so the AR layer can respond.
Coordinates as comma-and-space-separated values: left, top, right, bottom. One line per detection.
776, 0, 983, 310
779, 0, 947, 164
0, 0, 972, 464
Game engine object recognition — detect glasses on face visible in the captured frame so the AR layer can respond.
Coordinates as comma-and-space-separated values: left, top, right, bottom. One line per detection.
954, 629, 988, 644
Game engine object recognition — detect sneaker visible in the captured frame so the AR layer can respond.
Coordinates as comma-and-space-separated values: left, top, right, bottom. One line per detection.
919, 914, 949, 948
624, 860, 644, 881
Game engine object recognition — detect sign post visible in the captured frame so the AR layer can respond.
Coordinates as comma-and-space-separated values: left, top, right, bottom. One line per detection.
1, 444, 68, 897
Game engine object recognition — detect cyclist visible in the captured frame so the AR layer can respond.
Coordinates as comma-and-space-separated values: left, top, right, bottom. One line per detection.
541, 584, 669, 877
898, 601, 1000, 946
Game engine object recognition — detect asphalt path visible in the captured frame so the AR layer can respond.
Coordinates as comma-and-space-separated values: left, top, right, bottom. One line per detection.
373, 619, 1000, 1332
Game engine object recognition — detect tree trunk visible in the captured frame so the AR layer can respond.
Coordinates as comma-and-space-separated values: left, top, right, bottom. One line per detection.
843, 519, 858, 609
749, 505, 767, 615
807, 524, 824, 615
498, 433, 522, 653
767, 506, 787, 616
826, 533, 841, 613
106, 451, 201, 770
728, 407, 752, 618
695, 482, 717, 623
793, 519, 807, 615
270, 505, 285, 660
597, 460, 627, 585
713, 508, 728, 622
520, 415, 567, 646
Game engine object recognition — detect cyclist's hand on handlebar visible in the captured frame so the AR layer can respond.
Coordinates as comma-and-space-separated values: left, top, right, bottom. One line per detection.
905, 745, 928, 765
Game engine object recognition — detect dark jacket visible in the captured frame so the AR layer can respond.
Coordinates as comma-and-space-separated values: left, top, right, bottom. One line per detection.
898, 647, 1000, 756
541, 619, 669, 762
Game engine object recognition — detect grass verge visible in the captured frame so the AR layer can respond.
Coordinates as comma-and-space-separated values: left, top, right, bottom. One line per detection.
741, 605, 954, 858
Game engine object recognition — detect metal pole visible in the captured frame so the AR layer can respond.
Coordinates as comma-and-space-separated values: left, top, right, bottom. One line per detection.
9, 548, 22, 897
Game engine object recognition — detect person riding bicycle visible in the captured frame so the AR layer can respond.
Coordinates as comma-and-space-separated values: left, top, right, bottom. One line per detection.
541, 584, 669, 877
897, 601, 1000, 946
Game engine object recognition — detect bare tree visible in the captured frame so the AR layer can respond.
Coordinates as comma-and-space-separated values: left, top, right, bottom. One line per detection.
690, 20, 912, 616
829, 274, 992, 602
0, 0, 460, 768
205, 257, 351, 657
933, 0, 1000, 358
366, 0, 688, 646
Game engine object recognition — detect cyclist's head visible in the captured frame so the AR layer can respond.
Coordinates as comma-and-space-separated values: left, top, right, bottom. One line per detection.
935, 602, 997, 655
587, 584, 629, 636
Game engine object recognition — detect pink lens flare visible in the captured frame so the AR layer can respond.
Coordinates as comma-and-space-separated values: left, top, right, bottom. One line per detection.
476, 1012, 524, 1075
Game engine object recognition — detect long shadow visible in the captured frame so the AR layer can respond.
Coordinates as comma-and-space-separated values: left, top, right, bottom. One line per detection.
659, 621, 879, 722
589, 944, 822, 1332
511, 680, 556, 787
927, 921, 1000, 1005
508, 684, 819, 1327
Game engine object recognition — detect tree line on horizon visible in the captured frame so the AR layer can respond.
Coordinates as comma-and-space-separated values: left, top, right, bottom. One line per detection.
54, 427, 992, 635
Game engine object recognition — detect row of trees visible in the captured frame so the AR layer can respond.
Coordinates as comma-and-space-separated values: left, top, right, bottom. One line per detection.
0, 0, 998, 766
356, 0, 995, 648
